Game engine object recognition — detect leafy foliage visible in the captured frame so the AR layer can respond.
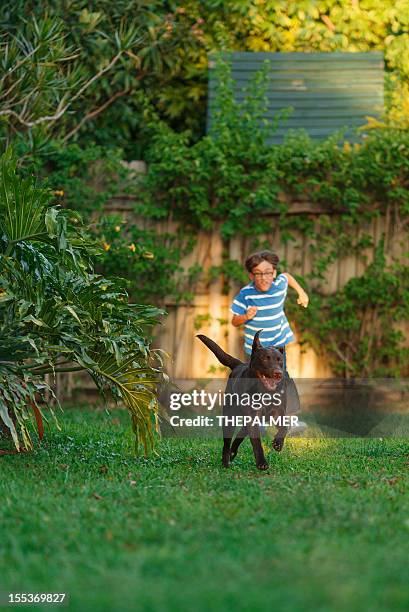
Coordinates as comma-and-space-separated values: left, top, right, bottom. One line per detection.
287, 245, 409, 377
3, 0, 409, 150
27, 141, 131, 216
138, 63, 409, 240
1, 2, 205, 156
0, 151, 163, 453
0, 15, 145, 158
95, 215, 197, 304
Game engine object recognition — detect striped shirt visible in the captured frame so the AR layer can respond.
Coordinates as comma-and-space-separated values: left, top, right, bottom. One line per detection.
231, 274, 295, 355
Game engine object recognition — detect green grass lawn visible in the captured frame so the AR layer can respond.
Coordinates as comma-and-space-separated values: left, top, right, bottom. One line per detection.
1, 407, 409, 612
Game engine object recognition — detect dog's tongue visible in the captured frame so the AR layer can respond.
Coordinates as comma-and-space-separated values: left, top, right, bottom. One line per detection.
258, 373, 277, 391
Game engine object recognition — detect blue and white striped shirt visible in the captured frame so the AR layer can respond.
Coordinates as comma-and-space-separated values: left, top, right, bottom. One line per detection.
231, 274, 295, 355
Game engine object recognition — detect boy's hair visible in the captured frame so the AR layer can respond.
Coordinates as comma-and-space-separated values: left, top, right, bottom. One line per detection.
245, 250, 280, 273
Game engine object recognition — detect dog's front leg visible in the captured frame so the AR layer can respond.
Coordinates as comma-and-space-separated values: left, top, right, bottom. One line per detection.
230, 426, 247, 462
272, 389, 289, 453
222, 423, 234, 468
248, 425, 268, 470
272, 425, 289, 452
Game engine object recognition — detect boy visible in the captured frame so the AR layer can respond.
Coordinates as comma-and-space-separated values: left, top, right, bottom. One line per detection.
231, 250, 309, 434
231, 250, 309, 371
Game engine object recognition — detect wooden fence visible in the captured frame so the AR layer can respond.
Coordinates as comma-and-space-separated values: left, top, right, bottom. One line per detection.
151, 204, 407, 380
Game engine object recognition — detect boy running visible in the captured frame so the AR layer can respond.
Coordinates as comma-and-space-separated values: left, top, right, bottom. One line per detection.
231, 250, 309, 371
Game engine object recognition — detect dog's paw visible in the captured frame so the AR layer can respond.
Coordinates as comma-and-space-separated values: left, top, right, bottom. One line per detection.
256, 461, 269, 471
272, 437, 284, 452
222, 452, 230, 468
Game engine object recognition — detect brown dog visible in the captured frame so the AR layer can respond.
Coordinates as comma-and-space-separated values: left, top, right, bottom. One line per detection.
197, 331, 288, 470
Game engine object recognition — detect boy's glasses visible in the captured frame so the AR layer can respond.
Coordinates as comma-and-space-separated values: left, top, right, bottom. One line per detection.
253, 272, 275, 278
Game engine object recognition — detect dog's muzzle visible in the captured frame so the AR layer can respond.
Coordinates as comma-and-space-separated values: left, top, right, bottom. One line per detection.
256, 369, 283, 391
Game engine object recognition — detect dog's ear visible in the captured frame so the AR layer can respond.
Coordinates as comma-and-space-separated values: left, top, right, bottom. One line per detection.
251, 330, 263, 353
275, 346, 285, 354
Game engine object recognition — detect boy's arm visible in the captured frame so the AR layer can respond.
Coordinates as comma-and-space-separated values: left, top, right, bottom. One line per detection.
231, 289, 258, 327
231, 307, 257, 327
283, 272, 309, 308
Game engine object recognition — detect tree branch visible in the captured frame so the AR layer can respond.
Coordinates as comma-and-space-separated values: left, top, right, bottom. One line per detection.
330, 341, 355, 374
321, 15, 336, 31
0, 75, 24, 102
63, 88, 130, 142
0, 51, 124, 128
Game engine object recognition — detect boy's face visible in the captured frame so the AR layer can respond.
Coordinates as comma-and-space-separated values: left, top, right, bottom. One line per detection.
250, 260, 277, 292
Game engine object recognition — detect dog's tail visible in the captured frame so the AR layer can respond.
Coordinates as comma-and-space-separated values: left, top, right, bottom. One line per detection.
196, 334, 243, 370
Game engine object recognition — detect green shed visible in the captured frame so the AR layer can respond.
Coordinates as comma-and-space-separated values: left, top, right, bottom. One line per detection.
207, 52, 384, 143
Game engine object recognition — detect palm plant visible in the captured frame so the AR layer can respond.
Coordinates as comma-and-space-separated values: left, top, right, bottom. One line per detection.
0, 150, 164, 454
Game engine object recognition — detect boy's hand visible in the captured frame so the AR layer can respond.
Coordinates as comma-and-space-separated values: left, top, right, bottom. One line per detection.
283, 273, 309, 308
246, 306, 258, 320
231, 307, 257, 327
297, 291, 309, 308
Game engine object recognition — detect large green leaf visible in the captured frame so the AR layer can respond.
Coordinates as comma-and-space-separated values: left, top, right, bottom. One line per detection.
0, 150, 164, 453
0, 152, 50, 246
